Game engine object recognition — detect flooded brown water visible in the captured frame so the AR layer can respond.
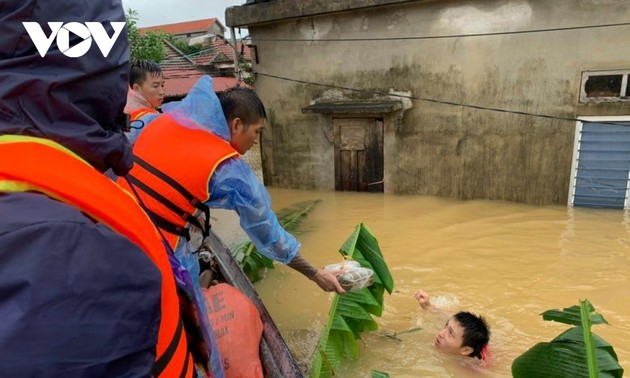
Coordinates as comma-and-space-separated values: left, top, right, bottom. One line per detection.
213, 188, 630, 377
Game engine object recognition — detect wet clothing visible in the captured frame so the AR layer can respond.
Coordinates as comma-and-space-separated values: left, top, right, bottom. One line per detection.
0, 1, 196, 376
133, 76, 301, 265
0, 0, 133, 176
0, 136, 192, 377
119, 114, 239, 250
122, 77, 299, 378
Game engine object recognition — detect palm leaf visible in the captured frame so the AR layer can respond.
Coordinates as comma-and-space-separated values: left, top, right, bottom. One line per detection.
230, 199, 321, 282
310, 223, 394, 378
512, 300, 623, 378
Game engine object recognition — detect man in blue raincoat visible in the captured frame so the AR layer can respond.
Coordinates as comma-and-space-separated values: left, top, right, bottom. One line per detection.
125, 76, 346, 294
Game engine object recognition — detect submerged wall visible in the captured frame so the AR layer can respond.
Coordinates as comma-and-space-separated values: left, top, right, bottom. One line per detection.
230, 0, 630, 204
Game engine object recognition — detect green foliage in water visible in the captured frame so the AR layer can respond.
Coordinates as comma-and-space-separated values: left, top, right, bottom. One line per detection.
370, 370, 390, 378
231, 200, 321, 282
310, 223, 394, 378
512, 300, 623, 378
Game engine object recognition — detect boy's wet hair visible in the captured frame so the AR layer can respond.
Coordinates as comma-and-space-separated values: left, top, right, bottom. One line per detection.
454, 311, 490, 359
219, 86, 267, 128
129, 59, 162, 86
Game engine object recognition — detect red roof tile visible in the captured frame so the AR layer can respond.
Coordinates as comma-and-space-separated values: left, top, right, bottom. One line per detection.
154, 36, 248, 97
191, 40, 251, 66
140, 18, 218, 35
162, 69, 239, 97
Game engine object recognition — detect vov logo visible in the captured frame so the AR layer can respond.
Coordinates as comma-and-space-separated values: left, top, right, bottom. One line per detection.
22, 22, 126, 58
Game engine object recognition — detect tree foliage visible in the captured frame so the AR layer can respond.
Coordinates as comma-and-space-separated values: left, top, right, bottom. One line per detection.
163, 34, 204, 56
126, 8, 167, 62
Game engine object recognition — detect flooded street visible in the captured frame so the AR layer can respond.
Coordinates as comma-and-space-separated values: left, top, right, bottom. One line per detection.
213, 188, 630, 377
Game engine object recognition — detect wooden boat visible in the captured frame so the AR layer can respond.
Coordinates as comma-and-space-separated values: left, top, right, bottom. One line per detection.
204, 229, 304, 378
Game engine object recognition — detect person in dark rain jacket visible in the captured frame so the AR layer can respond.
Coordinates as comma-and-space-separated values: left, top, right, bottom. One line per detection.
0, 1, 201, 377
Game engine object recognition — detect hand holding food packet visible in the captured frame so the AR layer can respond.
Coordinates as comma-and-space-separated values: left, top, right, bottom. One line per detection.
324, 260, 374, 292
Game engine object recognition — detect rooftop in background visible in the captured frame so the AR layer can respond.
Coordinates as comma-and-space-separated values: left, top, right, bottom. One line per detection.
158, 39, 250, 98
139, 17, 226, 43
163, 69, 238, 98
139, 17, 220, 35
191, 39, 251, 66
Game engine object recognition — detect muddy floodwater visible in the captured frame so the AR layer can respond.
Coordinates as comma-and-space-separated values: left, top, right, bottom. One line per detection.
212, 188, 630, 377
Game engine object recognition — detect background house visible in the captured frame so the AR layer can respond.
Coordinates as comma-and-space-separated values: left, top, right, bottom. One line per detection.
139, 17, 252, 101
157, 39, 250, 101
226, 0, 630, 207
140, 17, 225, 45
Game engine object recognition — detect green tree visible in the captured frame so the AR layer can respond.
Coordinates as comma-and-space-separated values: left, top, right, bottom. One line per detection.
126, 8, 167, 62
163, 34, 204, 56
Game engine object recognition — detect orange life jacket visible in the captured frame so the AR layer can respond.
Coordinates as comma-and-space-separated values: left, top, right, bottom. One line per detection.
118, 114, 239, 250
0, 135, 193, 378
130, 107, 158, 121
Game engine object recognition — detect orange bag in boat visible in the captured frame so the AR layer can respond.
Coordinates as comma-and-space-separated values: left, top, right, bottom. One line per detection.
203, 284, 264, 378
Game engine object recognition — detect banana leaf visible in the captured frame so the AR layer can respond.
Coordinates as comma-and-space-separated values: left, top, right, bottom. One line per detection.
512, 300, 623, 378
231, 199, 321, 282
542, 301, 608, 327
310, 223, 394, 378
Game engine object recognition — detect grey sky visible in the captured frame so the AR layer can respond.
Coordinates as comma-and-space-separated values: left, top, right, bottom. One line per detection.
121, 0, 247, 36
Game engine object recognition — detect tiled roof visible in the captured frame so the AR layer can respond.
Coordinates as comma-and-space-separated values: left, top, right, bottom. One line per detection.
157, 39, 248, 97
160, 42, 196, 71
140, 18, 218, 35
191, 39, 251, 66
163, 70, 239, 97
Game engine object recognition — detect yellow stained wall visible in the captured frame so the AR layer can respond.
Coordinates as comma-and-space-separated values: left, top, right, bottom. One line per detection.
247, 0, 630, 204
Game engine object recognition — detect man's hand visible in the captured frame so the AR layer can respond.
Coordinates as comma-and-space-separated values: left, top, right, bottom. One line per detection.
414, 289, 431, 310
311, 269, 345, 294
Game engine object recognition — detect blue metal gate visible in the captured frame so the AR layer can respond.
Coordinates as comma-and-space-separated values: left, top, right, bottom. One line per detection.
571, 121, 630, 209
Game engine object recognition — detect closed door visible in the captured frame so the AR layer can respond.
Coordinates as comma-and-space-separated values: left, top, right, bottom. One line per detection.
334, 118, 384, 192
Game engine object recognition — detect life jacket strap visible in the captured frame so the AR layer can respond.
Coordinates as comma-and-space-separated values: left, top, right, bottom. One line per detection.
127, 173, 207, 237
145, 208, 191, 242
133, 155, 210, 237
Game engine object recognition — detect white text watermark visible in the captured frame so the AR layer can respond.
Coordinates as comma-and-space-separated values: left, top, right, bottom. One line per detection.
22, 22, 125, 58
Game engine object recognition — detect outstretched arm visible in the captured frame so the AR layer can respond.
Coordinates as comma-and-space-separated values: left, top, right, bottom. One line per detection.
287, 254, 345, 293
414, 288, 433, 310
208, 159, 344, 293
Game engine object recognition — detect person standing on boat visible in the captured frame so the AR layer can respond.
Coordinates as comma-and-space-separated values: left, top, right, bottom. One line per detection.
120, 77, 346, 294
0, 1, 205, 376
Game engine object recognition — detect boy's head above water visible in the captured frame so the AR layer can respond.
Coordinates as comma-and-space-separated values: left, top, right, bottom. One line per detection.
436, 311, 490, 359
415, 289, 490, 359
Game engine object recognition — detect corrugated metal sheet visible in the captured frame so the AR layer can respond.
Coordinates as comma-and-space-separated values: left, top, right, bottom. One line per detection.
571, 121, 630, 209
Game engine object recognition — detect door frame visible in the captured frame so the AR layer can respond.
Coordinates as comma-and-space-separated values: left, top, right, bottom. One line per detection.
333, 117, 384, 192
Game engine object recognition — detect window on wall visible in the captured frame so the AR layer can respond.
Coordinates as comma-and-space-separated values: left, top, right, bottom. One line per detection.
580, 70, 630, 103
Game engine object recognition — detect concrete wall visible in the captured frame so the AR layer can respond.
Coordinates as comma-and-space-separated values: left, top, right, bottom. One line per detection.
232, 0, 630, 205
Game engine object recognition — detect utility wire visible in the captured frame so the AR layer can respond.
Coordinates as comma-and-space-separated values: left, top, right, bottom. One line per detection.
254, 71, 630, 127
163, 28, 630, 127
248, 21, 630, 42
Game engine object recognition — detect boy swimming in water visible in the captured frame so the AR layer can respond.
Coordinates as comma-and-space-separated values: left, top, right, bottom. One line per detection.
415, 289, 490, 360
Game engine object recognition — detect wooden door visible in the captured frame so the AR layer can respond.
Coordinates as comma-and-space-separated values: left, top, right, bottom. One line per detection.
334, 118, 384, 192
